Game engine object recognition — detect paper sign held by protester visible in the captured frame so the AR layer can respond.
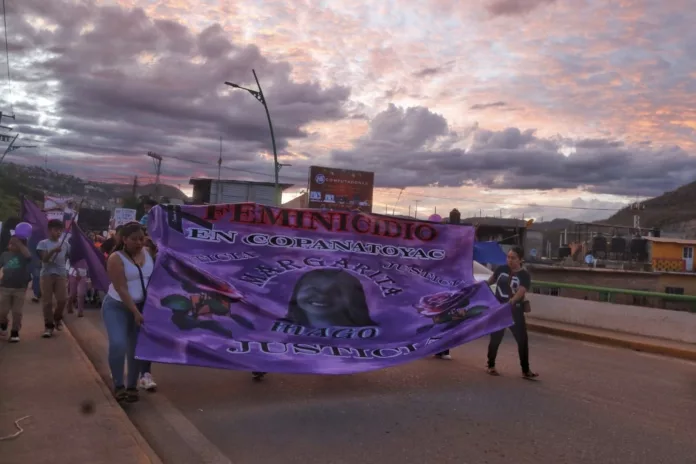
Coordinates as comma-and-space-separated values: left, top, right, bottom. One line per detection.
113, 208, 137, 227
46, 211, 63, 222
135, 204, 513, 374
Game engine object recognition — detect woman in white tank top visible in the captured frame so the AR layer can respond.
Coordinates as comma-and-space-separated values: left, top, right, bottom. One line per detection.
103, 222, 155, 403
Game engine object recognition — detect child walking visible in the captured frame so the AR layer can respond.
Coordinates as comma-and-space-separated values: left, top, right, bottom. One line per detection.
0, 236, 32, 342
36, 219, 70, 337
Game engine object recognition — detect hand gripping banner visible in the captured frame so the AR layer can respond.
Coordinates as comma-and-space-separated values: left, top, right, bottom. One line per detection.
135, 204, 513, 374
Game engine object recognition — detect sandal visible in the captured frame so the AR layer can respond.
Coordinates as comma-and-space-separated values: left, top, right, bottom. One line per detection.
486, 367, 500, 376
114, 386, 127, 403
522, 371, 539, 379
125, 388, 140, 403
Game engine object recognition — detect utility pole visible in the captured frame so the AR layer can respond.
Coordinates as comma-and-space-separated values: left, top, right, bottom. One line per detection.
131, 176, 138, 197
0, 133, 37, 165
391, 187, 405, 215
224, 70, 281, 205
217, 136, 223, 203
147, 151, 163, 199
630, 202, 645, 233
414, 200, 421, 219
0, 111, 14, 130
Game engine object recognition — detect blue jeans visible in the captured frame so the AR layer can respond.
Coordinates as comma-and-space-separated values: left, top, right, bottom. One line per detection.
102, 295, 145, 389
141, 361, 152, 374
31, 267, 41, 299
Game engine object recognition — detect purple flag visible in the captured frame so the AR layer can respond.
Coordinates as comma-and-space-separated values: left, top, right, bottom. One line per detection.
135, 204, 513, 374
69, 223, 110, 292
21, 196, 48, 245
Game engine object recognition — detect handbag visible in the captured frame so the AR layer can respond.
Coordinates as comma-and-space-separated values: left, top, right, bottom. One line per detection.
521, 300, 532, 313
511, 268, 532, 313
124, 250, 148, 312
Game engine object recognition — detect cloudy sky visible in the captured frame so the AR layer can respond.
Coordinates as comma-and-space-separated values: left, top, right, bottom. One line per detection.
2, 0, 695, 221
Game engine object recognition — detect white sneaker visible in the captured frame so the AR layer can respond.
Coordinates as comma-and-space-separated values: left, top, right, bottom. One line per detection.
440, 354, 453, 360
138, 373, 157, 391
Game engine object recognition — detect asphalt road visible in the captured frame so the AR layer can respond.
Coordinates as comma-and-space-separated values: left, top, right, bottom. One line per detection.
69, 308, 696, 464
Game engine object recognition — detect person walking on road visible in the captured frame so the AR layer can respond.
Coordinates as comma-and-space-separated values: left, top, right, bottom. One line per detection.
139, 199, 158, 229
66, 258, 88, 317
36, 219, 70, 338
135, 234, 159, 392
103, 222, 155, 403
0, 236, 32, 343
486, 246, 538, 379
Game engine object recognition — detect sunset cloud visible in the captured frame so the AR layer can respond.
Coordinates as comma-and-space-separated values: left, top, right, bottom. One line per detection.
1, 0, 694, 222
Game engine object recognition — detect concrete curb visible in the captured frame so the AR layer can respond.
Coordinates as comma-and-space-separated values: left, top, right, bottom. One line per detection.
63, 324, 164, 464
68, 313, 233, 464
527, 322, 696, 362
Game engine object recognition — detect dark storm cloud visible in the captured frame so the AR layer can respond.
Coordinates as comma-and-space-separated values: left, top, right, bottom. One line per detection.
412, 60, 457, 79
330, 104, 696, 197
486, 0, 557, 17
470, 101, 507, 110
413, 66, 445, 78
5, 0, 350, 182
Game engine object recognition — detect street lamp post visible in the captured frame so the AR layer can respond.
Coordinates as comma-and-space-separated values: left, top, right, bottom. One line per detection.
224, 69, 281, 205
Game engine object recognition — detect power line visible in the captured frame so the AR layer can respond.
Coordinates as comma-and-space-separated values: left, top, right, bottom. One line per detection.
2, 0, 12, 115
35, 139, 304, 181
396, 191, 624, 211
27, 139, 627, 212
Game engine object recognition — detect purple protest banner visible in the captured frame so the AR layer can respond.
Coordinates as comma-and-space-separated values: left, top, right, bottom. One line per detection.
135, 203, 513, 374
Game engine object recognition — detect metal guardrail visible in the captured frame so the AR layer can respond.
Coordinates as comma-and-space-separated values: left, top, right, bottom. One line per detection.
533, 281, 696, 304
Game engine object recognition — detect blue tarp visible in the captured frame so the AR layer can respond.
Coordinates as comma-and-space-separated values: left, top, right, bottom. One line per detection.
473, 241, 507, 266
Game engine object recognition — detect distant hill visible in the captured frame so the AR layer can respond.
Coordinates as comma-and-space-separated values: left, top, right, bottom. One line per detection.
0, 162, 188, 221
529, 218, 575, 232
602, 180, 696, 228
519, 181, 696, 242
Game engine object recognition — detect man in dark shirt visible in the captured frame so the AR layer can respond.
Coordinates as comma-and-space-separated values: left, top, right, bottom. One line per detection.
0, 236, 32, 342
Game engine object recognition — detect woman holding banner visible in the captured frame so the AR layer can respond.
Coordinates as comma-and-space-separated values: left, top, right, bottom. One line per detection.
485, 246, 538, 379
103, 222, 157, 402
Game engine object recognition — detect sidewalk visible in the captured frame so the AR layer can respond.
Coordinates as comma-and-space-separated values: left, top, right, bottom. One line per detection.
527, 317, 696, 362
0, 300, 161, 464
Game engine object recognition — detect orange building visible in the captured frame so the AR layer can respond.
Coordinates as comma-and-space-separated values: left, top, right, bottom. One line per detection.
646, 237, 696, 273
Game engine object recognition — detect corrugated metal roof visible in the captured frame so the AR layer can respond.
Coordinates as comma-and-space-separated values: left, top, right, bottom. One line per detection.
189, 178, 294, 190
462, 217, 527, 227
644, 237, 696, 245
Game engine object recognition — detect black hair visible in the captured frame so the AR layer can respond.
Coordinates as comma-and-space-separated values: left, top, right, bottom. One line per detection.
509, 246, 524, 260
144, 199, 158, 206
47, 219, 64, 230
113, 222, 144, 253
286, 269, 375, 327
0, 216, 19, 253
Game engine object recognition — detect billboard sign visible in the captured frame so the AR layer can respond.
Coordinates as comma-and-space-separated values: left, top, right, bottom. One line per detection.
307, 166, 375, 212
